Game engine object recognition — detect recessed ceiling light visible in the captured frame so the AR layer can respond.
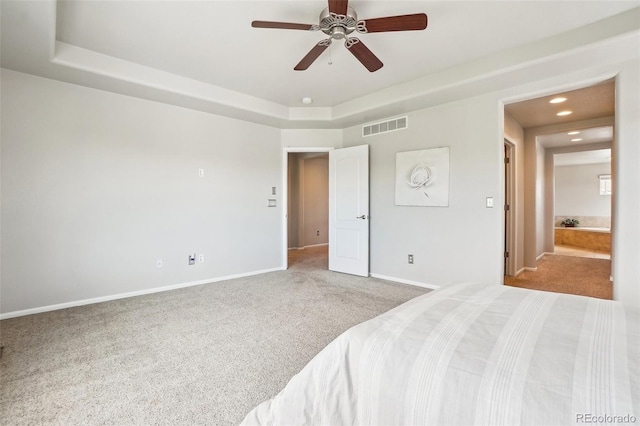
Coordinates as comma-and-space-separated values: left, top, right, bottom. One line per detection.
549, 97, 567, 104
571, 138, 583, 142
557, 110, 573, 116
568, 131, 580, 135
301, 96, 313, 104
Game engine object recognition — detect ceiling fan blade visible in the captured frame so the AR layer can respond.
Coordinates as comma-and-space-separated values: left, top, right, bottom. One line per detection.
328, 0, 349, 16
294, 40, 332, 71
251, 20, 316, 31
345, 38, 383, 72
359, 13, 428, 33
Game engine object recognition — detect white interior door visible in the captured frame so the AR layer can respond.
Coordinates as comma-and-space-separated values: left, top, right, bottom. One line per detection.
329, 145, 369, 276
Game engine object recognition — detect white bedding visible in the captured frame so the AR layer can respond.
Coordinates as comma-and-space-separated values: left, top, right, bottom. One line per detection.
242, 283, 639, 425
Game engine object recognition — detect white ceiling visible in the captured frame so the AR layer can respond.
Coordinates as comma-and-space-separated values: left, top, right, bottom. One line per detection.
2, 1, 639, 128
555, 149, 611, 166
53, 0, 635, 107
506, 82, 614, 162
537, 126, 613, 149
504, 81, 615, 130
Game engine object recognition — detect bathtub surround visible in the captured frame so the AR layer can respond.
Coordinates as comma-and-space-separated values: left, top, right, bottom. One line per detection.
554, 227, 611, 254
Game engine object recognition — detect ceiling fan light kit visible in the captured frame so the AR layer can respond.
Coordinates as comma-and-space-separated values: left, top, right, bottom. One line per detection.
252, 0, 427, 72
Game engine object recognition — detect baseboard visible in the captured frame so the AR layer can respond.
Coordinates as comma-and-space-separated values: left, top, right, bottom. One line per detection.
524, 267, 538, 272
370, 273, 440, 291
515, 267, 526, 276
288, 243, 328, 250
0, 267, 284, 320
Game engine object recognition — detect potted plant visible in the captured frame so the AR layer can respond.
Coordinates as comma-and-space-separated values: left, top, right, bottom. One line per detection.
561, 218, 580, 228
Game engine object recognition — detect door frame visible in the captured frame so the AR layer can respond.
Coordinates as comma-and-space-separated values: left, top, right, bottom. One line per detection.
504, 139, 516, 277
282, 147, 334, 270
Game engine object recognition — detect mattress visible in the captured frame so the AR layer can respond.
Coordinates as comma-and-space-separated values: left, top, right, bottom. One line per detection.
241, 283, 639, 425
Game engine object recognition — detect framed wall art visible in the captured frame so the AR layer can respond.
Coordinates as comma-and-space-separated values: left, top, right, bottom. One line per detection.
395, 147, 450, 207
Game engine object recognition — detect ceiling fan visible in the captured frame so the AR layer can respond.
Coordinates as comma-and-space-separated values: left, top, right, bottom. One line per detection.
251, 0, 428, 72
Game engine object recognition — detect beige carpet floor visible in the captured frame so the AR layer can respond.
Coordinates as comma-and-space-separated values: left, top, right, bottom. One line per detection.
504, 253, 612, 300
0, 247, 428, 425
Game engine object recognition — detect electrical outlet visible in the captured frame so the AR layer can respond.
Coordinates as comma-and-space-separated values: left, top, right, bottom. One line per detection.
408, 254, 414, 264
317, 230, 320, 236
198, 254, 205, 263
156, 258, 163, 269
188, 254, 196, 265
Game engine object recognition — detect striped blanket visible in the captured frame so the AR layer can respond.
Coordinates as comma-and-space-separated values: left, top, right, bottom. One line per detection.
242, 283, 639, 425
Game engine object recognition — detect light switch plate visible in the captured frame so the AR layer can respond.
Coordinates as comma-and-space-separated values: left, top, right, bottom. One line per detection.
486, 197, 494, 208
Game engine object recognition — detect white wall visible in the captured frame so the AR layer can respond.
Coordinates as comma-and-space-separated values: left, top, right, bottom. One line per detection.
302, 155, 329, 247
2, 48, 639, 314
281, 129, 342, 149
343, 57, 640, 307
287, 153, 329, 248
287, 154, 301, 248
343, 98, 504, 288
1, 70, 283, 315
613, 59, 640, 306
555, 163, 611, 218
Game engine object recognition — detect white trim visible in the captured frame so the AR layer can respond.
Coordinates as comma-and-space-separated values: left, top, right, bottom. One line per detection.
536, 252, 551, 261
370, 273, 440, 290
514, 267, 527, 276
287, 243, 329, 250
303, 243, 329, 249
0, 267, 284, 320
524, 267, 538, 272
284, 147, 334, 153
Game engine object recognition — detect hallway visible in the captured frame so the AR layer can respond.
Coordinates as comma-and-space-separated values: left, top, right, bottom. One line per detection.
504, 253, 612, 299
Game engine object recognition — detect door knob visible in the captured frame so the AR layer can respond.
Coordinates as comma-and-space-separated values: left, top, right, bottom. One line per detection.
356, 215, 367, 219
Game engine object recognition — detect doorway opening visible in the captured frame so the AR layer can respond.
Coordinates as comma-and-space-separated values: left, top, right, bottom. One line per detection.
282, 147, 332, 270
502, 78, 615, 299
552, 142, 612, 260
282, 145, 370, 276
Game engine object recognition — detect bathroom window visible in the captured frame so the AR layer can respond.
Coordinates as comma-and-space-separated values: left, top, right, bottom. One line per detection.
599, 174, 612, 195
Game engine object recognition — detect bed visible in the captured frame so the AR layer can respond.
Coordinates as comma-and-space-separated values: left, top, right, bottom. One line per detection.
241, 283, 639, 425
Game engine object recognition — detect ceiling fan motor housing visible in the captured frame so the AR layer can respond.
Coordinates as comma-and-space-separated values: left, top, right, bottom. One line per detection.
320, 6, 358, 39
252, 2, 428, 72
